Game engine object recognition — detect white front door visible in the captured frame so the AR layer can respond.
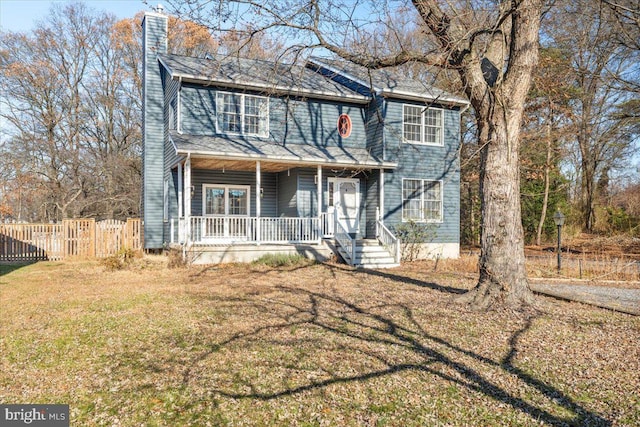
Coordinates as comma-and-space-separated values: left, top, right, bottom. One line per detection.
329, 178, 360, 235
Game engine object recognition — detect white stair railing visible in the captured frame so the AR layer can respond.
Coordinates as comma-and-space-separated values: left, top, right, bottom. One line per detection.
377, 219, 401, 264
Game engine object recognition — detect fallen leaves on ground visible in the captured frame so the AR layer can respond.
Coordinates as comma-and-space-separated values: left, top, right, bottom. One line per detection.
1, 258, 638, 426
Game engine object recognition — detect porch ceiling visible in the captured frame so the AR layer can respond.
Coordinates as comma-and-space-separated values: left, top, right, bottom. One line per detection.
191, 158, 296, 172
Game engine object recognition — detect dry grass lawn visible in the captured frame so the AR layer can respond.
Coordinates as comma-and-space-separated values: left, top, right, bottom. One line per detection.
1, 257, 638, 426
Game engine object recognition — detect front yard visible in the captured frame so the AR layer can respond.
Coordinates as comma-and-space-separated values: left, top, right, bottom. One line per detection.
1, 258, 638, 426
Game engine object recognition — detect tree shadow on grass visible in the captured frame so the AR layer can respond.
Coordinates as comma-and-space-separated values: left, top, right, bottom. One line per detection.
348, 264, 469, 295
182, 275, 610, 426
0, 263, 34, 277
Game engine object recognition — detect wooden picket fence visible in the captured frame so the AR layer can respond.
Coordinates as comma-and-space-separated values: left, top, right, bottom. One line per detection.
0, 219, 143, 262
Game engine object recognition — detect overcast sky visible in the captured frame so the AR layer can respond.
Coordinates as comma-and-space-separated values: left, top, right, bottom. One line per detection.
0, 0, 151, 32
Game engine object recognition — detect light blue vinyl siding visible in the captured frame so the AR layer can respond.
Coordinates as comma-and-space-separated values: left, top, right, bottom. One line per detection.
164, 73, 180, 171
142, 13, 168, 249
162, 71, 181, 243
180, 85, 217, 135
180, 85, 367, 148
163, 168, 180, 241
270, 98, 366, 149
277, 170, 298, 217
364, 170, 380, 238
276, 168, 320, 218
189, 170, 277, 217
297, 170, 317, 217
382, 99, 461, 243
365, 96, 384, 159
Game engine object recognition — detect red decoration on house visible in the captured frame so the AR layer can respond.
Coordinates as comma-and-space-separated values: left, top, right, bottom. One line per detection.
337, 114, 352, 138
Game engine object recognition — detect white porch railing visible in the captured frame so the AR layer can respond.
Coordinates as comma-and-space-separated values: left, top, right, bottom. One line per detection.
376, 219, 401, 264
259, 217, 320, 243
192, 216, 255, 242
172, 216, 322, 244
320, 212, 334, 237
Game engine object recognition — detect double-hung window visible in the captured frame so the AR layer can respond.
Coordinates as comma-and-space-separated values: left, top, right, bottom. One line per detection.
403, 105, 443, 145
402, 179, 443, 222
216, 92, 268, 137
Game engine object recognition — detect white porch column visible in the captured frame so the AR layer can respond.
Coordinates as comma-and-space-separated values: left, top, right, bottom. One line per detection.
256, 161, 261, 245
177, 161, 183, 244
379, 168, 385, 223
317, 165, 322, 242
177, 162, 183, 219
184, 155, 192, 245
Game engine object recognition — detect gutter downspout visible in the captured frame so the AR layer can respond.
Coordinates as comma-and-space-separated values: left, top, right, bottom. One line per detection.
317, 165, 322, 244
256, 161, 261, 245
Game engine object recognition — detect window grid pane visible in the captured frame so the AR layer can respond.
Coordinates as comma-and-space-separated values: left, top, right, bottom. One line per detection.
244, 96, 260, 135
424, 109, 442, 145
221, 93, 241, 133
228, 188, 248, 215
423, 181, 442, 221
403, 106, 422, 142
205, 188, 226, 215
402, 179, 423, 221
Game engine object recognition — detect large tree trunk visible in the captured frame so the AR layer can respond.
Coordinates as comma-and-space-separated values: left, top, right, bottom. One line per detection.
457, 100, 533, 310
454, 0, 541, 310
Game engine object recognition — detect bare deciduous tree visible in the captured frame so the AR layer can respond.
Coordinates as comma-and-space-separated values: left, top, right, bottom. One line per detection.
520, 47, 574, 245
0, 3, 220, 222
544, 0, 637, 232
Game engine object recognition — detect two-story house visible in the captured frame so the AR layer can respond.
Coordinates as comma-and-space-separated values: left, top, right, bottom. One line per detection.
142, 9, 468, 267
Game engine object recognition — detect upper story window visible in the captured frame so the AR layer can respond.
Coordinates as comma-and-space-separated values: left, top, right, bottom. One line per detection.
402, 179, 443, 222
216, 91, 268, 137
403, 105, 443, 146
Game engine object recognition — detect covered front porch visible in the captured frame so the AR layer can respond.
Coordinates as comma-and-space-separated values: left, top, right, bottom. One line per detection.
166, 146, 400, 266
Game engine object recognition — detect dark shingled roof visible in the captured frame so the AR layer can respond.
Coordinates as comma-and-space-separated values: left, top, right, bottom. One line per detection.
158, 53, 370, 103
170, 131, 396, 169
308, 57, 469, 106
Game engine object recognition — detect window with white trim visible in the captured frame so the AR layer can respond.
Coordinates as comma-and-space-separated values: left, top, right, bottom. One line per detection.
403, 105, 443, 145
203, 184, 250, 216
216, 92, 268, 137
402, 179, 442, 222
